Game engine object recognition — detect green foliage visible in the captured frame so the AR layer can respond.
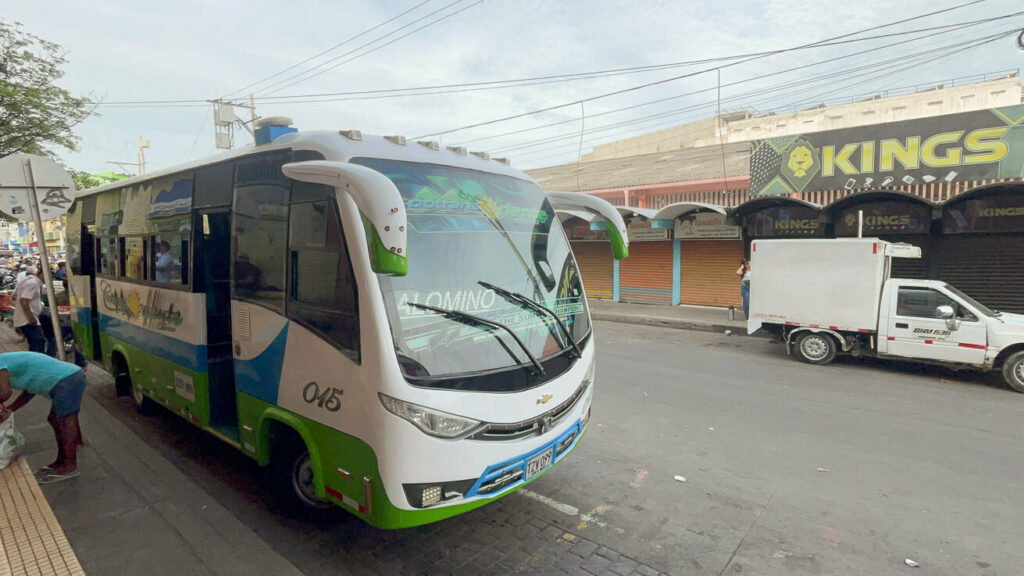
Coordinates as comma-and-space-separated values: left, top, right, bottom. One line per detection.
69, 169, 130, 190
0, 20, 92, 159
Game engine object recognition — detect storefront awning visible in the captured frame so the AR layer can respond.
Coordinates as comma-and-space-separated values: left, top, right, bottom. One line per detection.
653, 201, 727, 220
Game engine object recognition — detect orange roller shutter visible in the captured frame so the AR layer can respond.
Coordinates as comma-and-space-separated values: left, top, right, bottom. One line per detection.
571, 242, 613, 299
619, 241, 673, 304
680, 240, 744, 307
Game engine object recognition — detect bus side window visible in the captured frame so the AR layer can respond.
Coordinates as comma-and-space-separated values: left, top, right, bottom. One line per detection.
287, 199, 359, 361
233, 153, 291, 312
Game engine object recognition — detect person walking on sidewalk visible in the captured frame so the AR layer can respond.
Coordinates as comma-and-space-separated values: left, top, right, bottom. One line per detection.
14, 267, 46, 353
0, 351, 87, 484
736, 258, 752, 320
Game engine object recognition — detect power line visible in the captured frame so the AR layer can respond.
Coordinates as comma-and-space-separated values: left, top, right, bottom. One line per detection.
411, 0, 990, 139
92, 5, 1018, 109
256, 0, 486, 96
507, 31, 1015, 164
470, 20, 1017, 154
221, 0, 433, 99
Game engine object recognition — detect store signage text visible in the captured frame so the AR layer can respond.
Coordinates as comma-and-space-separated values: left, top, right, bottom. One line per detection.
820, 128, 1008, 177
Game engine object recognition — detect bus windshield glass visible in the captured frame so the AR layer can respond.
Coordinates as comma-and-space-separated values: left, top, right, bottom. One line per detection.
351, 158, 589, 389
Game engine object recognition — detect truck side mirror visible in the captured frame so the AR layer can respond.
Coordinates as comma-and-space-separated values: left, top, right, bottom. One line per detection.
935, 305, 954, 319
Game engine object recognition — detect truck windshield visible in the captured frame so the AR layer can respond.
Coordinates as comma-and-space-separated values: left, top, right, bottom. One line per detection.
944, 284, 997, 316
351, 158, 589, 390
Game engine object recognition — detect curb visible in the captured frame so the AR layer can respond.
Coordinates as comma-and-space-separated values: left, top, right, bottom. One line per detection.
592, 312, 751, 335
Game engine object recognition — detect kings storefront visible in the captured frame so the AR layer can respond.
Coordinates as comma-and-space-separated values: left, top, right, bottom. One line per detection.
748, 102, 1024, 313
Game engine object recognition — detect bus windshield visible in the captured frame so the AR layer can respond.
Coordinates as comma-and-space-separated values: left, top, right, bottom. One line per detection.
351, 158, 589, 390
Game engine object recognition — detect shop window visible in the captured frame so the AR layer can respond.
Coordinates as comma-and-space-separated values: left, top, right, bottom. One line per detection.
288, 200, 359, 360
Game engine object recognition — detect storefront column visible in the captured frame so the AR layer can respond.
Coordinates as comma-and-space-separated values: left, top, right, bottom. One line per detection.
613, 259, 620, 302
671, 238, 681, 305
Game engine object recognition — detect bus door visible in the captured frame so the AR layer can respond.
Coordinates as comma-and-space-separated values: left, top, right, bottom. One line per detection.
198, 209, 238, 434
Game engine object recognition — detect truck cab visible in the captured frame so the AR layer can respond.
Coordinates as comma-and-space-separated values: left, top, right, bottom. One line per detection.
878, 279, 1024, 372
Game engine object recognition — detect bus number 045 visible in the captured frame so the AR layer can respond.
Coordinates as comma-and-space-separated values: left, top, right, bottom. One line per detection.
302, 382, 343, 412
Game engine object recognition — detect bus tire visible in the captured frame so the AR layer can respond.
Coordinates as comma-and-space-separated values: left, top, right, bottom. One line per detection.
113, 354, 155, 415
1002, 351, 1024, 393
271, 432, 337, 520
793, 332, 837, 365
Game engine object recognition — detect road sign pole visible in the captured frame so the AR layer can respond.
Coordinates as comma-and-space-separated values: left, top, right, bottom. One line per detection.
22, 158, 66, 362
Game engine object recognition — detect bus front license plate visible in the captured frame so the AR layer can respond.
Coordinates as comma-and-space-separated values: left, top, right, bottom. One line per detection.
525, 449, 553, 480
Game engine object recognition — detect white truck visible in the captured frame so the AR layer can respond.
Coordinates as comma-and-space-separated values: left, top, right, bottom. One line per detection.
747, 238, 1024, 393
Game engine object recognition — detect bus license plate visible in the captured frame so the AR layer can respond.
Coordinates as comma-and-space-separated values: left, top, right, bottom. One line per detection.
525, 449, 553, 480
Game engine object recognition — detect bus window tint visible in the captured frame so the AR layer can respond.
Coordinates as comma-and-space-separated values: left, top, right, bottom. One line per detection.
99, 237, 119, 276
288, 200, 359, 359
233, 153, 290, 311
123, 237, 146, 280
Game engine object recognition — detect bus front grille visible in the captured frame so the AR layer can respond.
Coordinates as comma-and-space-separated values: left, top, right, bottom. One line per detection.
468, 381, 588, 441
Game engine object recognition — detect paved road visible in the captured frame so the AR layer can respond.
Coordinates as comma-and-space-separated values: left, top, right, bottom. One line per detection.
87, 321, 1024, 575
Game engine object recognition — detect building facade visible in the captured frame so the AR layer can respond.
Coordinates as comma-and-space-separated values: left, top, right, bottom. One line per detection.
529, 75, 1024, 312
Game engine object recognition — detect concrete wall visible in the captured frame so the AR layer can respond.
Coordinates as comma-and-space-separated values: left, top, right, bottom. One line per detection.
583, 76, 1024, 162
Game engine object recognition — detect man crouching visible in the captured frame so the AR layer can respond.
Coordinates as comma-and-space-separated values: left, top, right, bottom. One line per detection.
0, 351, 86, 483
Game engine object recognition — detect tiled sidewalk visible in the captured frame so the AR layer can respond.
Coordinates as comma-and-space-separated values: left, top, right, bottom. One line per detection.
0, 456, 85, 576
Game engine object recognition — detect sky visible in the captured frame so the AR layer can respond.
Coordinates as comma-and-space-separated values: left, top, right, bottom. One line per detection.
5, 0, 1024, 175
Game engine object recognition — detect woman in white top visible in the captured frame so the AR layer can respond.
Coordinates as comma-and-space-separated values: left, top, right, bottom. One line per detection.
736, 259, 751, 320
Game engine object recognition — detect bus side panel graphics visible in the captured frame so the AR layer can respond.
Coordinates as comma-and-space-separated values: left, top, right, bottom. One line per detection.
99, 332, 212, 426
96, 278, 207, 348
231, 302, 288, 405
237, 392, 571, 529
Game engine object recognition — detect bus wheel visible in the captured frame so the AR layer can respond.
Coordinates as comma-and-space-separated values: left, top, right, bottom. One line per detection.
1002, 351, 1024, 393
114, 355, 154, 415
271, 434, 336, 520
794, 332, 837, 365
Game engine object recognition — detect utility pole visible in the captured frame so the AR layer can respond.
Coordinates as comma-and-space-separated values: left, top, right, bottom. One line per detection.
137, 136, 150, 176
210, 99, 258, 150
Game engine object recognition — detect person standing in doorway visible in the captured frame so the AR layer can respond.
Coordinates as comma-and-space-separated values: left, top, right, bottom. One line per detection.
14, 267, 45, 353
736, 258, 751, 320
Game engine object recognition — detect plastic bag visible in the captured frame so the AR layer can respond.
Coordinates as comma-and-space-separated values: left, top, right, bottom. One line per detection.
0, 413, 26, 470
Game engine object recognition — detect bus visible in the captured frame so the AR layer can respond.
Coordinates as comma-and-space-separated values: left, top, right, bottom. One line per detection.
65, 120, 629, 528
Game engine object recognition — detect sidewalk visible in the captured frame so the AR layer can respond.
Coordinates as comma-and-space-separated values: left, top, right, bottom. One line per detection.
0, 330, 306, 576
588, 298, 751, 334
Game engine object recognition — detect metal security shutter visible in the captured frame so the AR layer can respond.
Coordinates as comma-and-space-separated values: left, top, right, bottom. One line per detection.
680, 240, 744, 307
936, 234, 1024, 313
571, 242, 613, 299
881, 235, 930, 279
619, 241, 673, 304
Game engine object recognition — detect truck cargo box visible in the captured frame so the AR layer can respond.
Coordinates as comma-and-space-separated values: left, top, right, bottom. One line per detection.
747, 239, 918, 335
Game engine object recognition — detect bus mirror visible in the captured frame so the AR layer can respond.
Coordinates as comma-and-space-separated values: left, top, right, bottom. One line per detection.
282, 161, 408, 276
545, 191, 629, 260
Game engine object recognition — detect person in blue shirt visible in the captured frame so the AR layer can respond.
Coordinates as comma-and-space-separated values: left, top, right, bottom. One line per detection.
0, 352, 87, 483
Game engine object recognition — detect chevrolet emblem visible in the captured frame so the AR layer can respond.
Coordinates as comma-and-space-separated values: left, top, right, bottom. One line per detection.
536, 393, 553, 405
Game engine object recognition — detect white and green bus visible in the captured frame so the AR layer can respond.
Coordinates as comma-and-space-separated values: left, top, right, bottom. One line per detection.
66, 120, 629, 528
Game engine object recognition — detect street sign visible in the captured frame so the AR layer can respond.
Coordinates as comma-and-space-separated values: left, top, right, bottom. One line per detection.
0, 153, 75, 361
0, 153, 76, 220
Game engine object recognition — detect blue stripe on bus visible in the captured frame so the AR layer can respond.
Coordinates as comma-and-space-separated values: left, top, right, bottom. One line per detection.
74, 307, 91, 326
234, 323, 288, 405
98, 314, 207, 372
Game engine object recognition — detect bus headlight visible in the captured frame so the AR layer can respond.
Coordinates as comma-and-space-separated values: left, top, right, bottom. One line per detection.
379, 393, 481, 439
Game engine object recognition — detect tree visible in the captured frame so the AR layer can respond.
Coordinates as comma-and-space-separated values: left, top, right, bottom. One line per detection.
69, 169, 130, 190
0, 20, 92, 159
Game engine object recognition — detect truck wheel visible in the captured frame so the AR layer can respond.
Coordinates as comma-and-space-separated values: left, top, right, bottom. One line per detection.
794, 332, 837, 365
1002, 351, 1024, 393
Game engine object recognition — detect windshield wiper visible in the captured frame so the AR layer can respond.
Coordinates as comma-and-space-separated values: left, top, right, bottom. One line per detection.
479, 281, 582, 358
408, 303, 545, 375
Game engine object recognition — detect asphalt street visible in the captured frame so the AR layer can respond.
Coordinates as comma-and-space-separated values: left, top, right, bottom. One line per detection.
83, 320, 1024, 575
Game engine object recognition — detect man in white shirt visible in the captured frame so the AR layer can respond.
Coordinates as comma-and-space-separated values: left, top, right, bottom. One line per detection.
155, 241, 175, 283
14, 267, 45, 352
15, 264, 27, 284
